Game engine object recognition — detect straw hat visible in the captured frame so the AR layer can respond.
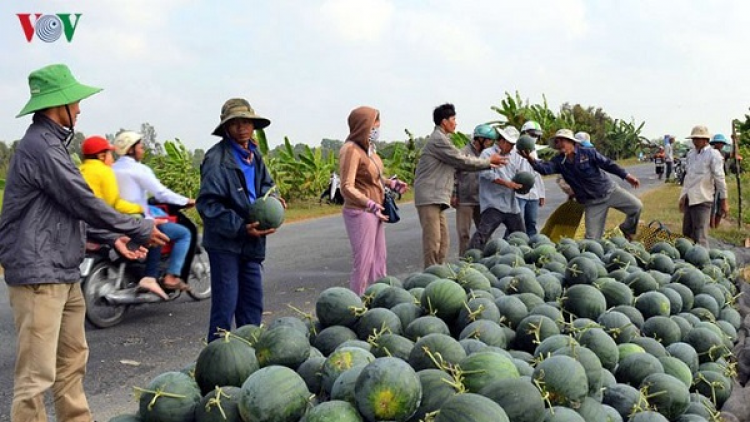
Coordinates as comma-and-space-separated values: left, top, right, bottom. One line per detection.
687, 125, 711, 140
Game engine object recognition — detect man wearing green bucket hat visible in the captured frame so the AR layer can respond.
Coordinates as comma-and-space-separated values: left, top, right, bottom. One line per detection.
0, 64, 168, 421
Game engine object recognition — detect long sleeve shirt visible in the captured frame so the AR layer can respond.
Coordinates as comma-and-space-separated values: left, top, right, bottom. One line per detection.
79, 159, 143, 214
477, 146, 521, 214
531, 145, 628, 204
112, 156, 189, 218
681, 145, 728, 205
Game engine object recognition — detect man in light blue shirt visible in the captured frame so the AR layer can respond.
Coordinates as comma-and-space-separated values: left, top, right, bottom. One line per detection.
467, 126, 525, 250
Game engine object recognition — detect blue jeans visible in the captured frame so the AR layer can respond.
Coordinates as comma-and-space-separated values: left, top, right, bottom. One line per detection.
144, 222, 191, 277
517, 198, 540, 237
206, 251, 264, 343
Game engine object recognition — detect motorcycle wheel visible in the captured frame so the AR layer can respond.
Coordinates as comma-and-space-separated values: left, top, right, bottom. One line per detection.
83, 262, 128, 328
187, 248, 211, 300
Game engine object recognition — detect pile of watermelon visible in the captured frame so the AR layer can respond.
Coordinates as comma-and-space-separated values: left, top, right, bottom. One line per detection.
111, 233, 743, 422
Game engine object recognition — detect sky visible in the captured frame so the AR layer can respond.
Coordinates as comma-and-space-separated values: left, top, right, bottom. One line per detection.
2, 1, 750, 151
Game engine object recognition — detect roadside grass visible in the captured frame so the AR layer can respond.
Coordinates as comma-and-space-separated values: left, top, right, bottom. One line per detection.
602, 176, 750, 246
615, 157, 643, 167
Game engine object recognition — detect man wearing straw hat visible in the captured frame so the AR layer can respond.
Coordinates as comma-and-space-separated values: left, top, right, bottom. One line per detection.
520, 128, 642, 240
197, 98, 284, 343
679, 125, 728, 247
0, 64, 168, 421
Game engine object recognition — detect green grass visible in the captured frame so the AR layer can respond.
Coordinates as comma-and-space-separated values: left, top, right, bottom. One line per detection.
602, 176, 750, 246
285, 191, 415, 224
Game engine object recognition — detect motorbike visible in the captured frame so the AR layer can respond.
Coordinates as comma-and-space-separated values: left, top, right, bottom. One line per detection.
654, 156, 665, 179
80, 203, 211, 328
673, 157, 686, 185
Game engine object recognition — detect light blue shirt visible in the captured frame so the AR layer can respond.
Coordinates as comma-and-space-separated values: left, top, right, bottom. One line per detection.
477, 146, 522, 214
111, 156, 189, 218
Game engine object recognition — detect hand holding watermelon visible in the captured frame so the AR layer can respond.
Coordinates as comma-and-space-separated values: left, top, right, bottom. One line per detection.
247, 186, 286, 235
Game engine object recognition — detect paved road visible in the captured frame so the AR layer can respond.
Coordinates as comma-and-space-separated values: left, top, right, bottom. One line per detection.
0, 163, 663, 421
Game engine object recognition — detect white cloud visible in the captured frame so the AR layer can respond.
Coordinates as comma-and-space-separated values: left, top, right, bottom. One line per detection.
319, 0, 395, 43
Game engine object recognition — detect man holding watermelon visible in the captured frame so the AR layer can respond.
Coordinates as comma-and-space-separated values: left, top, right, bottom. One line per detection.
466, 126, 526, 251
197, 98, 284, 343
520, 128, 642, 240
0, 64, 167, 422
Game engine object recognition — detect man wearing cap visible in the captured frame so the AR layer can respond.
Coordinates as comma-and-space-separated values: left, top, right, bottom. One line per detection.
112, 131, 195, 299
79, 135, 143, 214
680, 126, 728, 246
197, 98, 284, 343
452, 124, 497, 256
520, 128, 642, 240
467, 126, 526, 251
0, 64, 166, 422
414, 104, 507, 268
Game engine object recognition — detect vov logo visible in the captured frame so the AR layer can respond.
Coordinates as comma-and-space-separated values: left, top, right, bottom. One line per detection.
17, 13, 83, 43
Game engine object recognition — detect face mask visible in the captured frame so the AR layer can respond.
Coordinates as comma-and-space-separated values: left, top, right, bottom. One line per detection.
369, 127, 380, 143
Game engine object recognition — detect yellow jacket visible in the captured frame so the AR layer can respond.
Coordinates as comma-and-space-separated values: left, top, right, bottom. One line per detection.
79, 159, 143, 214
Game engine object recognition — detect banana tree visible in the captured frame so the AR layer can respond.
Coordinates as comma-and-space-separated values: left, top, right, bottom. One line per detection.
147, 139, 201, 198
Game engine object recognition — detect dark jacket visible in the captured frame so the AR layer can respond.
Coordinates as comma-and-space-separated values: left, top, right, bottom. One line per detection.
531, 145, 629, 204
0, 114, 153, 285
196, 138, 276, 260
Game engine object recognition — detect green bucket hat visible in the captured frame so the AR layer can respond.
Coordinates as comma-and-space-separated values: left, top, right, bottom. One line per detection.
212, 98, 271, 136
17, 64, 102, 118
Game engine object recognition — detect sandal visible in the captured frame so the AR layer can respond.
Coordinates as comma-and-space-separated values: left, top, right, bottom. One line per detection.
162, 275, 190, 292
138, 277, 169, 300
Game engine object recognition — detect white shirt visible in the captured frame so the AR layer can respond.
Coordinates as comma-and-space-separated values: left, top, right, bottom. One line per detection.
477, 146, 523, 214
681, 145, 727, 205
112, 156, 189, 218
515, 150, 545, 201
664, 143, 674, 161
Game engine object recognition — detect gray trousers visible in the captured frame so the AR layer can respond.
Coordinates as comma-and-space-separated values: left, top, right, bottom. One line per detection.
467, 208, 525, 251
584, 185, 642, 239
456, 204, 481, 256
682, 201, 712, 248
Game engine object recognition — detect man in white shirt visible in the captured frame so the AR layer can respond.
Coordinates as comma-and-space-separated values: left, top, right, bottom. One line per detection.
679, 125, 728, 247
113, 131, 196, 298
664, 135, 676, 182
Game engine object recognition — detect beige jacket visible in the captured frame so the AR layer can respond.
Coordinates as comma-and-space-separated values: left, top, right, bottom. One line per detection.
339, 107, 385, 210
414, 126, 492, 208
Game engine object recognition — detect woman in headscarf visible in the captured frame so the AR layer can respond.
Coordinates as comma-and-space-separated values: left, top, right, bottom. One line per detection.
339, 106, 407, 295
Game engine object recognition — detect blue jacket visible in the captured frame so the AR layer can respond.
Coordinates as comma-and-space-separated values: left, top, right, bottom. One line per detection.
531, 146, 629, 204
196, 138, 276, 260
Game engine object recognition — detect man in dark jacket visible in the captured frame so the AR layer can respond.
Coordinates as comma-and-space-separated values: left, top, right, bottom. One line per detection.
197, 98, 284, 343
520, 129, 642, 240
0, 64, 166, 422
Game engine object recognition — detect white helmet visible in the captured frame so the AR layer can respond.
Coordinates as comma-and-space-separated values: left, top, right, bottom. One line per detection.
113, 131, 143, 156
521, 121, 543, 137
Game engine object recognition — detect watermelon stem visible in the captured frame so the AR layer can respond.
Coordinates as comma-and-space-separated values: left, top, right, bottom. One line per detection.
133, 386, 188, 410
285, 304, 317, 336
262, 185, 277, 201
205, 386, 232, 419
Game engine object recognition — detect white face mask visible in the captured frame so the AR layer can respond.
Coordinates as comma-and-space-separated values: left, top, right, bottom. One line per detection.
369, 127, 380, 143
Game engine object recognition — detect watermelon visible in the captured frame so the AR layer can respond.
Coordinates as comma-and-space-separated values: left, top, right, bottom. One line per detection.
639, 373, 690, 420
420, 278, 467, 320
408, 333, 466, 371
513, 314, 561, 353
248, 190, 284, 230
354, 308, 403, 340
602, 383, 646, 420
513, 171, 536, 195
516, 134, 537, 153
302, 400, 363, 422
330, 364, 367, 404
195, 386, 243, 422
391, 302, 423, 330
434, 392, 509, 422
254, 325, 311, 369
564, 256, 599, 286
194, 334, 259, 395
354, 357, 422, 422
404, 315, 451, 341
615, 353, 664, 387
369, 333, 414, 360
321, 347, 376, 395
238, 366, 310, 422
371, 286, 415, 309
316, 287, 363, 328
532, 355, 589, 407
458, 319, 508, 348
479, 377, 545, 422
563, 284, 607, 320
411, 369, 459, 421
138, 372, 201, 422
313, 325, 358, 356
297, 356, 326, 396
459, 351, 519, 393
